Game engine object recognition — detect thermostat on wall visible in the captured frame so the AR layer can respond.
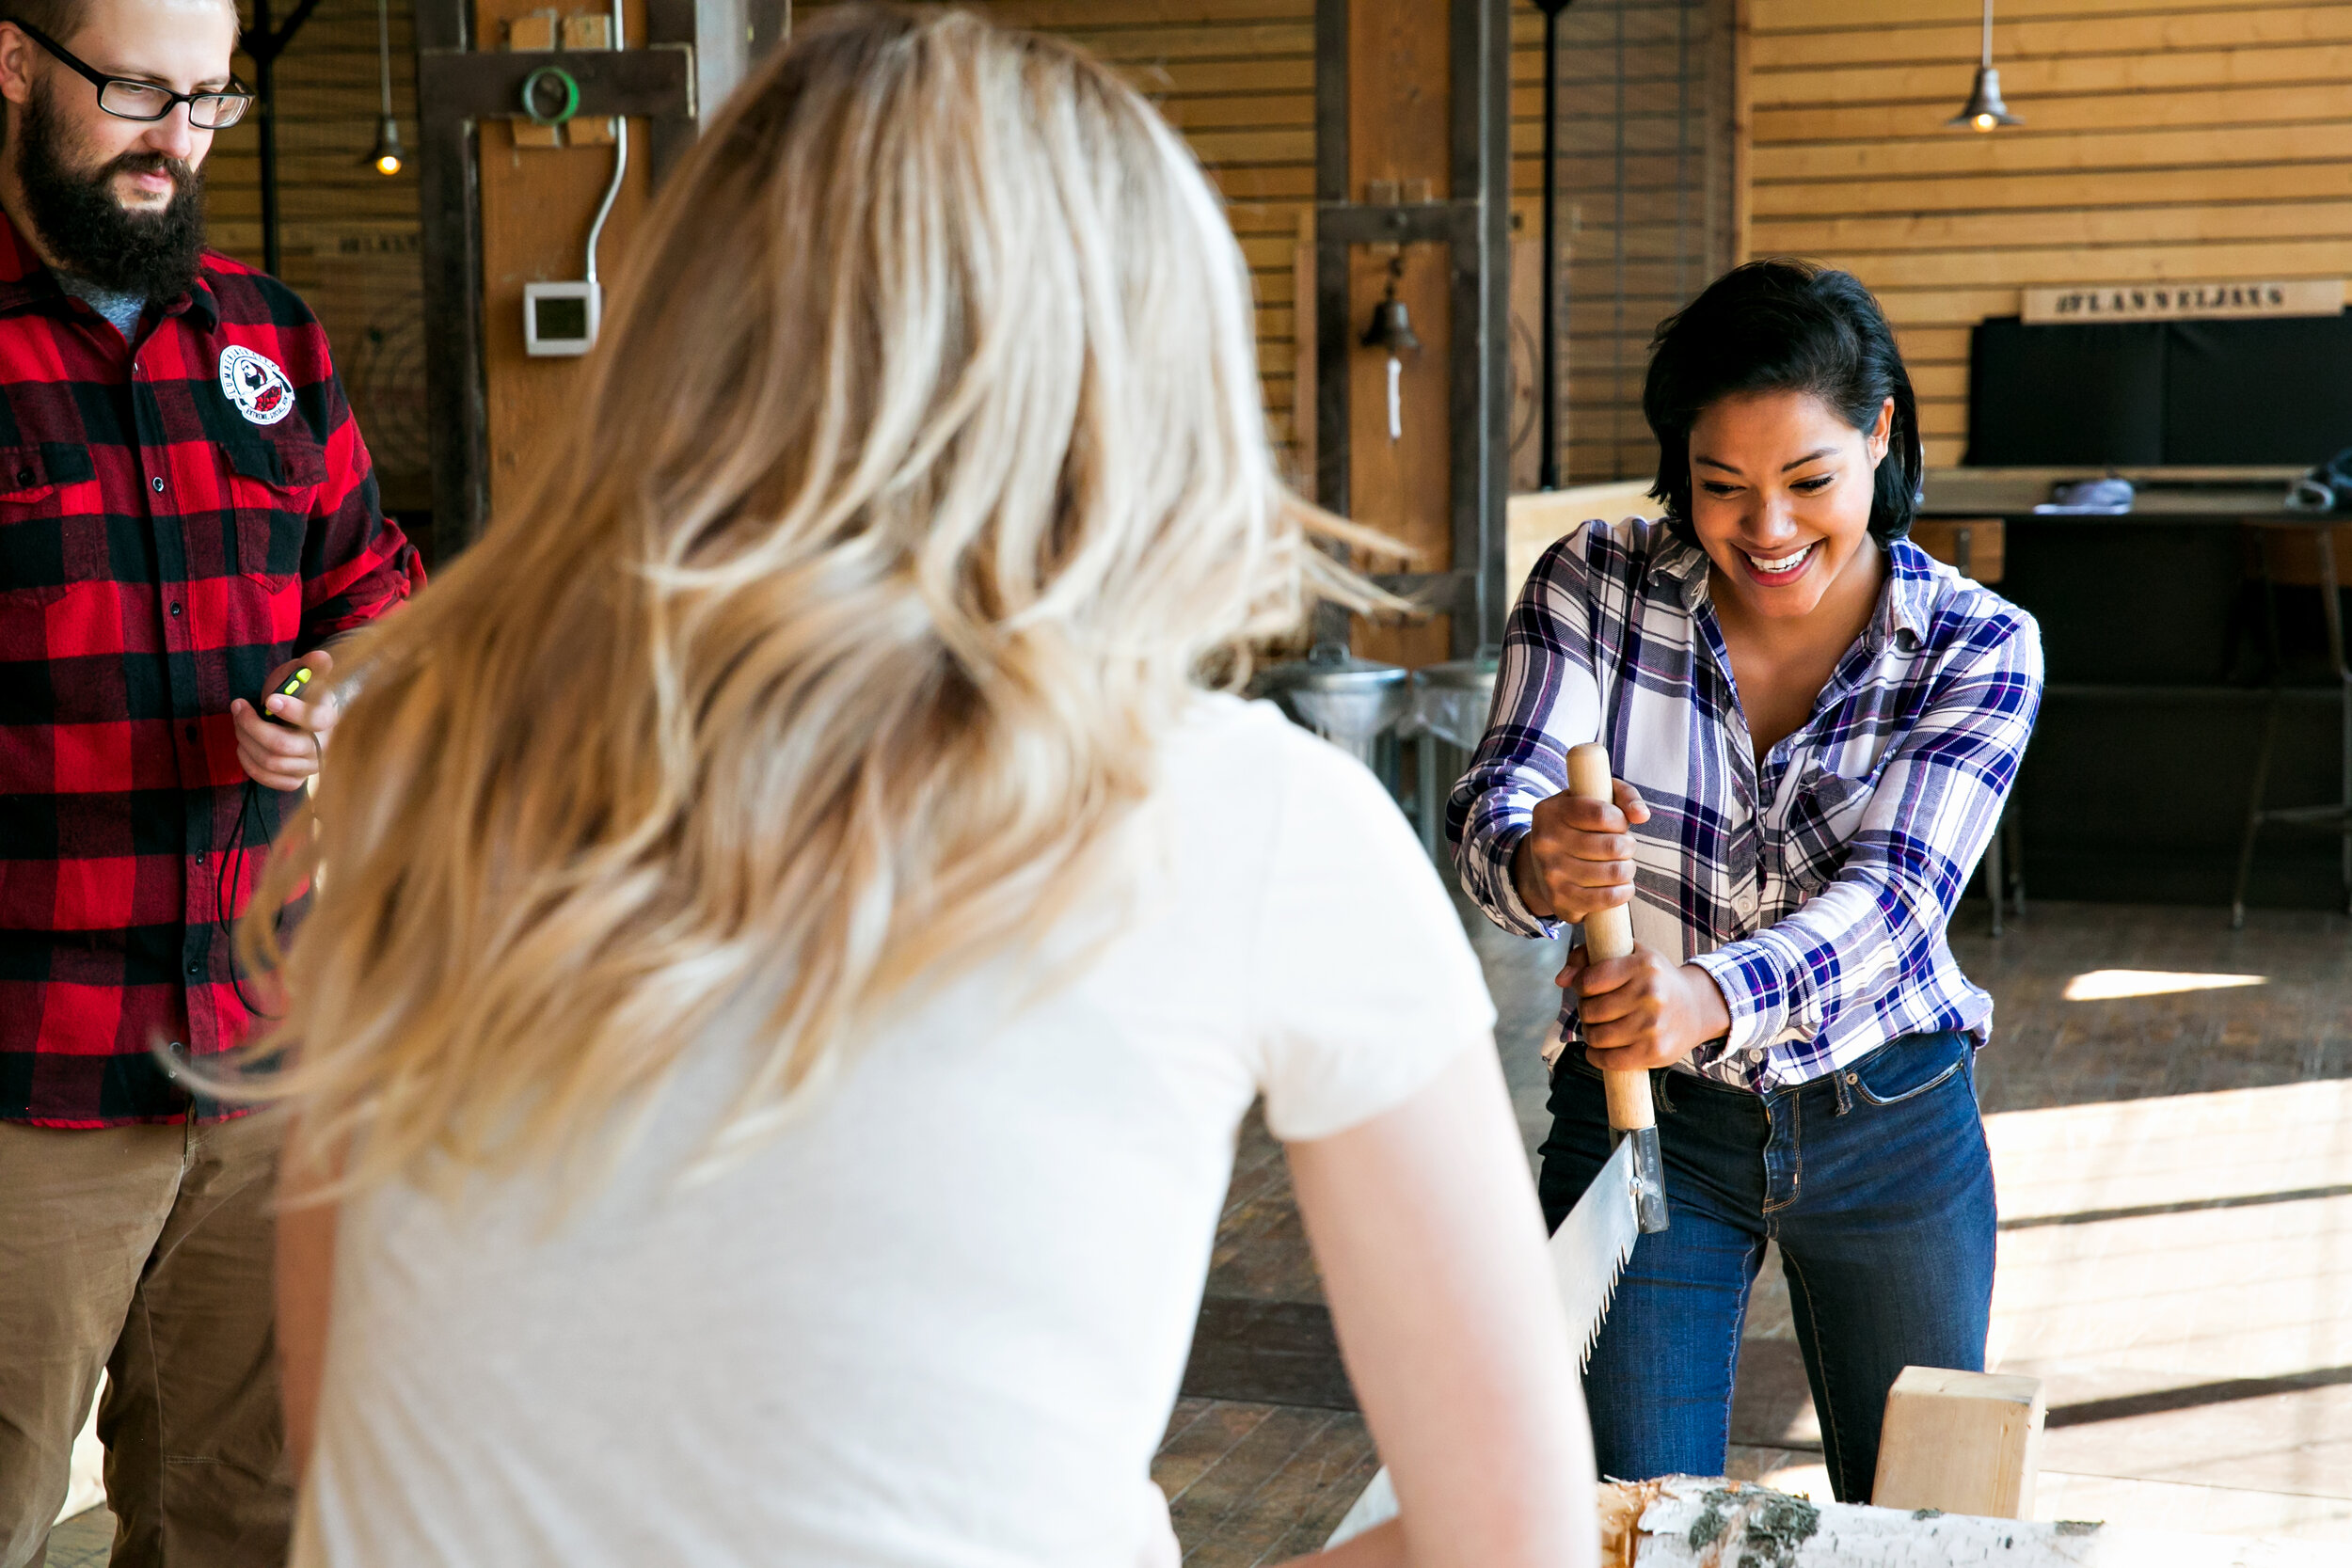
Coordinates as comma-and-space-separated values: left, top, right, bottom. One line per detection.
524, 280, 601, 357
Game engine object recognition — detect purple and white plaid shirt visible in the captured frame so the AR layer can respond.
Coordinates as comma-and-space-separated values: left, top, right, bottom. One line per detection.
1447, 516, 2043, 1091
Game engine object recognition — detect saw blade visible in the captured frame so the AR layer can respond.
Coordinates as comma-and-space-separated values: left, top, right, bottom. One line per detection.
1325, 1137, 1645, 1547
1552, 1133, 1643, 1369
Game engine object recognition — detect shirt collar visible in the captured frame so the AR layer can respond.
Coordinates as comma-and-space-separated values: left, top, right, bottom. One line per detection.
0, 210, 63, 317
1650, 524, 1937, 653
1645, 526, 1714, 611
0, 207, 217, 329
1879, 537, 1937, 652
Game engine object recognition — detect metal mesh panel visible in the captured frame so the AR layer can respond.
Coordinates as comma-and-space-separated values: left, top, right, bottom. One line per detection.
1545, 0, 1738, 486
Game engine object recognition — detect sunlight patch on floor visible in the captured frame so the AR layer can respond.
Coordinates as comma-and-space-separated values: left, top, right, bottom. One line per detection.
2062, 969, 2269, 1002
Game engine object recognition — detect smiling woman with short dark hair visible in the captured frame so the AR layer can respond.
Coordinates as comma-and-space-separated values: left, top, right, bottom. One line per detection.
1448, 259, 2045, 1502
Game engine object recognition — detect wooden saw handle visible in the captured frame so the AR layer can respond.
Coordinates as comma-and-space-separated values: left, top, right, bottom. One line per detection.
1564, 743, 1655, 1134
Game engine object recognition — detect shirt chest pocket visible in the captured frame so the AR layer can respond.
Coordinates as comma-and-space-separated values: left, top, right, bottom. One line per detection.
0, 443, 102, 604
1782, 767, 1875, 895
219, 432, 326, 585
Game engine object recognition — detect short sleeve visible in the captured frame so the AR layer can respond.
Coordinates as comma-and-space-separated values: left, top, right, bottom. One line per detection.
1248, 729, 1498, 1143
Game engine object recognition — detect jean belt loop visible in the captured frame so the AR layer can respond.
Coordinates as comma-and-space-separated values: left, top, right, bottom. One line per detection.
1831, 1062, 1854, 1116
1653, 1067, 1677, 1116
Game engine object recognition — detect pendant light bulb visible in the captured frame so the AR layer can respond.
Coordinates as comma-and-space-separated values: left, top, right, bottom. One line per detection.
364, 0, 403, 173
1947, 0, 2021, 131
370, 114, 404, 176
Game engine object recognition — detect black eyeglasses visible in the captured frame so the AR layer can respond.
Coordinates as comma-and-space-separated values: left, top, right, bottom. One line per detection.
9, 22, 252, 130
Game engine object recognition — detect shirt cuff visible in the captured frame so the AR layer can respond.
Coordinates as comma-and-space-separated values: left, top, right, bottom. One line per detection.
1470, 823, 1562, 940
1691, 941, 1791, 1057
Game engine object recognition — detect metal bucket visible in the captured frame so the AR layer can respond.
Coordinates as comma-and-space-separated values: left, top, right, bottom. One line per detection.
1252, 647, 1412, 769
1409, 657, 1499, 859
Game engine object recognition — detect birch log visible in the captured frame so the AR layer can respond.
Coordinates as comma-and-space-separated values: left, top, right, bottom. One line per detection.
1616, 1477, 2336, 1568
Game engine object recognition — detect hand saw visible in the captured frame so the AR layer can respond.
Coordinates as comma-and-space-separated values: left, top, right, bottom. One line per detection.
1326, 744, 1668, 1548
1324, 1137, 1656, 1545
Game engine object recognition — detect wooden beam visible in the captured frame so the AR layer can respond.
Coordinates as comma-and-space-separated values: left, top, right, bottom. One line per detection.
1870, 1365, 2046, 1520
417, 44, 695, 121
417, 0, 490, 556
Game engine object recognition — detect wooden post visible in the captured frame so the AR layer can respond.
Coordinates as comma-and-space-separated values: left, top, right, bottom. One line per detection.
1294, 210, 1315, 501
1728, 0, 1753, 266
415, 0, 787, 552
1870, 1365, 2046, 1519
1313, 0, 1511, 663
1345, 0, 1452, 669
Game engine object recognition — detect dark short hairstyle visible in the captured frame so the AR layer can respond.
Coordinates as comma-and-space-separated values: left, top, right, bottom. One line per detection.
1642, 259, 1923, 543
2, 2, 240, 51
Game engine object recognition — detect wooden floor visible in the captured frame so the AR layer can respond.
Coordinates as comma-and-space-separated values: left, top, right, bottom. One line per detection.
42, 1507, 110, 1567
1162, 894, 2352, 1560
49, 898, 2352, 1563
1154, 1399, 1376, 1564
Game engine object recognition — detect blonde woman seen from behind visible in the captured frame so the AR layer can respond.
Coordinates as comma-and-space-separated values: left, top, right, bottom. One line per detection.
259, 9, 1597, 1565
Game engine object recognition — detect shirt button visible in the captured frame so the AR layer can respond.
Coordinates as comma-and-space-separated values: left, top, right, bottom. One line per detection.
151, 475, 165, 493
13, 467, 30, 484
193, 852, 205, 866
187, 961, 201, 975
183, 722, 197, 739
168, 601, 182, 616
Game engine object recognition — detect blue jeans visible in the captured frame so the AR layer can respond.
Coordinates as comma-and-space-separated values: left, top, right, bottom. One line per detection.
1537, 1031, 1996, 1503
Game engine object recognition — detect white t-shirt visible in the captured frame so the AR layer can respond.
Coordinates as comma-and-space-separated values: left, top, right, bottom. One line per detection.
293, 694, 1495, 1568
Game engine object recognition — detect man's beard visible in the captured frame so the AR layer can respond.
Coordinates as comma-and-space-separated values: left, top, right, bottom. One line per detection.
15, 82, 207, 298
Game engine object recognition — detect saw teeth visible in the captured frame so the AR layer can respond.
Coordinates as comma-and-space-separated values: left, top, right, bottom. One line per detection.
1576, 1242, 1633, 1371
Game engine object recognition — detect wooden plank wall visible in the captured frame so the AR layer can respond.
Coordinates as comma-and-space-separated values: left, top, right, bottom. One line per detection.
1538, 0, 1740, 485
215, 0, 428, 504
798, 2, 1732, 491
215, 0, 1739, 522
798, 0, 1314, 462
1748, 0, 2352, 467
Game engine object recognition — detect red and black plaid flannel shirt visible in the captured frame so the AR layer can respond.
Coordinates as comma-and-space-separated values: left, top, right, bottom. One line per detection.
0, 214, 421, 1127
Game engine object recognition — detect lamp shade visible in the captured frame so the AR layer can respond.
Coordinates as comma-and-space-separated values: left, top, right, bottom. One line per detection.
1947, 64, 2021, 132
368, 114, 405, 176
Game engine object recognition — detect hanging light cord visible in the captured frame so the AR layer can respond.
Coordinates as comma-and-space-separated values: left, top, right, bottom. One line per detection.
584, 0, 628, 288
374, 0, 393, 118
1979, 0, 1994, 70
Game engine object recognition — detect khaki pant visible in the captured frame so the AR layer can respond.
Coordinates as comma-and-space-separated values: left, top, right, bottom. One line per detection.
0, 1114, 294, 1568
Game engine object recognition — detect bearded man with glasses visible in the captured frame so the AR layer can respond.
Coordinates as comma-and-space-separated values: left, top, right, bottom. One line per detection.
0, 1, 421, 1563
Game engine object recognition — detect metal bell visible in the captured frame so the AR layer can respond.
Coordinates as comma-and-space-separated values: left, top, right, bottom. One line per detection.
1360, 295, 1420, 355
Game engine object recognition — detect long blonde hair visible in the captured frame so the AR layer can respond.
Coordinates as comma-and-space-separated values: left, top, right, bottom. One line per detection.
246, 5, 1368, 1196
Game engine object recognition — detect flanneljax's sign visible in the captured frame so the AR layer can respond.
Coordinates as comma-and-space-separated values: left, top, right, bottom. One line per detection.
2023, 278, 2344, 325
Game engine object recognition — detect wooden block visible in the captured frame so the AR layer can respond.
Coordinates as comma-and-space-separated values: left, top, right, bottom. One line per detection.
506, 11, 563, 147
559, 12, 610, 49
1507, 482, 1661, 597
1909, 517, 2006, 583
560, 11, 618, 141
1870, 1365, 2045, 1519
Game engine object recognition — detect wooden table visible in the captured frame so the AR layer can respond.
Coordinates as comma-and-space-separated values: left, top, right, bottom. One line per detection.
1917, 467, 2348, 920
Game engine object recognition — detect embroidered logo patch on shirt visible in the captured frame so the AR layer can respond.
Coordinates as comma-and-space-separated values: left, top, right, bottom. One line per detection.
218, 345, 294, 426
